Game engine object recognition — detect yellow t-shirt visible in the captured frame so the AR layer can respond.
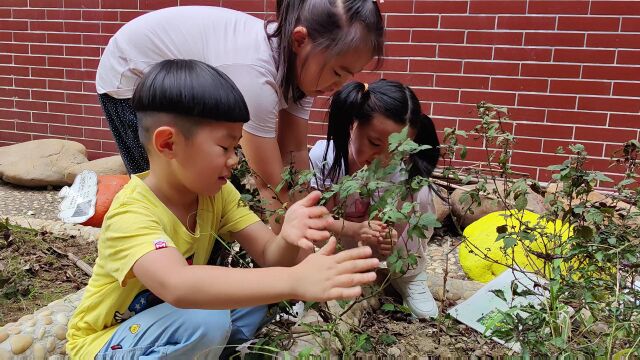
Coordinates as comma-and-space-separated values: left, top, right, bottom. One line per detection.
66, 174, 260, 359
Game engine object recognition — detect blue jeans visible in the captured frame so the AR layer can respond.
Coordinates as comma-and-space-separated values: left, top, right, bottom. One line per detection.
95, 303, 268, 359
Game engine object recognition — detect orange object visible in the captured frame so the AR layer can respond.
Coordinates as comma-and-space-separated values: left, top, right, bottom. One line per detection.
82, 175, 130, 228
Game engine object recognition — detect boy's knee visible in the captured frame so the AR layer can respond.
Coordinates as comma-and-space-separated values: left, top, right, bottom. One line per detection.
183, 309, 232, 346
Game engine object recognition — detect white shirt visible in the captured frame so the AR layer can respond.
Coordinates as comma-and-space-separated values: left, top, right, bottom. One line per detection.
96, 6, 313, 138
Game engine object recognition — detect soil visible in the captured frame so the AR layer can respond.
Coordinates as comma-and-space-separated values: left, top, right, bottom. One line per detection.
0, 220, 95, 324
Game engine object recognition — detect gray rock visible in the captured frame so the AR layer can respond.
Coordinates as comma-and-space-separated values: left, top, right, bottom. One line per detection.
63, 155, 126, 183
0, 140, 87, 187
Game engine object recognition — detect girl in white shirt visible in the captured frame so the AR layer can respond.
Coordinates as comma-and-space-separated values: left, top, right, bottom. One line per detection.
96, 1, 384, 231
309, 79, 441, 318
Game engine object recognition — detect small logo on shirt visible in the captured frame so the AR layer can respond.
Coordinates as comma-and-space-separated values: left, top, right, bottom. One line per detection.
110, 344, 123, 350
154, 240, 167, 250
129, 324, 141, 334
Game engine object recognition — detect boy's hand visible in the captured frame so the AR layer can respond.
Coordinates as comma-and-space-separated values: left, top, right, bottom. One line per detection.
356, 221, 397, 257
280, 191, 333, 250
291, 237, 379, 301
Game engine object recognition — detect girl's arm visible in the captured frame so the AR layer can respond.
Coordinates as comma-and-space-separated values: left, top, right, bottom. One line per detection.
132, 238, 379, 310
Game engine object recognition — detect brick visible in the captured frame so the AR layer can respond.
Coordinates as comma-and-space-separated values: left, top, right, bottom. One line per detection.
33, 111, 66, 124
45, 9, 81, 20
440, 15, 496, 30
29, 0, 63, 7
549, 80, 612, 96
0, 0, 28, 7
0, 32, 12, 41
30, 44, 64, 56
385, 29, 411, 42
82, 34, 111, 46
15, 100, 50, 113
582, 65, 640, 81
0, 98, 14, 110
466, 31, 523, 46
0, 120, 16, 131
29, 20, 64, 32
118, 10, 146, 22
412, 30, 465, 44
435, 75, 490, 90
463, 61, 519, 76
587, 34, 640, 49
557, 16, 620, 31
438, 45, 493, 60
546, 110, 608, 126
410, 59, 463, 74
81, 9, 119, 21
0, 54, 12, 64
493, 47, 552, 62
65, 69, 96, 81
99, 0, 138, 9
70, 137, 102, 151
460, 90, 516, 106
100, 22, 124, 34
379, 59, 408, 72
82, 58, 99, 69
82, 81, 96, 93
414, 1, 468, 14
12, 8, 45, 18
31, 89, 65, 102
490, 77, 548, 92
0, 87, 29, 99
469, 1, 526, 14
49, 102, 84, 115
578, 96, 640, 113
64, 45, 101, 57
47, 56, 82, 68
220, 0, 266, 12
14, 55, 46, 66
543, 139, 604, 157
0, 42, 28, 54
0, 109, 31, 121
386, 14, 438, 29
384, 43, 436, 58
609, 113, 639, 128
528, 1, 590, 15
432, 102, 477, 119
64, 21, 100, 33
621, 17, 640, 32
47, 32, 82, 44
139, 0, 178, 10
514, 137, 543, 153
0, 76, 13, 87
63, 0, 100, 8
613, 82, 640, 97
50, 124, 84, 137
84, 127, 113, 140
553, 49, 615, 64
431, 117, 458, 130
0, 20, 28, 31
352, 71, 382, 84
15, 121, 48, 134
13, 31, 46, 43
14, 77, 47, 89
517, 93, 577, 110
574, 126, 638, 143
66, 92, 99, 104
382, 72, 434, 87
520, 63, 581, 79
590, 1, 640, 15
47, 79, 82, 92
67, 114, 104, 128
524, 32, 585, 47
515, 123, 574, 139
83, 104, 103, 116
0, 131, 32, 142
497, 15, 556, 30
413, 88, 460, 103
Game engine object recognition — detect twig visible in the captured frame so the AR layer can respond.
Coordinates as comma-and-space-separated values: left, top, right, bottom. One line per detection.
50, 246, 93, 276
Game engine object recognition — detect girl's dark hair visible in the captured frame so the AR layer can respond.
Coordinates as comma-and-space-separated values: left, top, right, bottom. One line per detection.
132, 59, 250, 144
324, 79, 440, 181
267, 0, 385, 103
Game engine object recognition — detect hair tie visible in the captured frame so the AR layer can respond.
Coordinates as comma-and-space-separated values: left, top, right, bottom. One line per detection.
363, 82, 369, 92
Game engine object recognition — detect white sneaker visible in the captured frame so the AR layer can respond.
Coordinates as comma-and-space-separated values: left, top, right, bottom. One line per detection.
391, 271, 438, 319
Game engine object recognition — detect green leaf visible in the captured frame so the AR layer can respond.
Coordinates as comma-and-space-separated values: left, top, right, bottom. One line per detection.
460, 145, 468, 160
381, 303, 396, 312
490, 289, 507, 302
379, 333, 397, 346
514, 193, 528, 211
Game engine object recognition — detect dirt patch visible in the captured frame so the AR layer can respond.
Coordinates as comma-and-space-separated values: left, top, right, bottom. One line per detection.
0, 220, 95, 324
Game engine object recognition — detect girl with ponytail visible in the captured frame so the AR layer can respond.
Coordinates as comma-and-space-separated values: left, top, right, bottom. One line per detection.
309, 79, 441, 319
96, 0, 385, 231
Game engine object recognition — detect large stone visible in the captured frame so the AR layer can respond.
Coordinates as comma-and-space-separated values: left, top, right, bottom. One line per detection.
0, 140, 87, 187
64, 155, 126, 183
451, 183, 547, 228
432, 185, 451, 222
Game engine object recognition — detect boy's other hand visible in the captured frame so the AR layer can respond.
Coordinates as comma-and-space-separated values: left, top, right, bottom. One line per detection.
280, 190, 333, 250
356, 221, 397, 257
291, 237, 379, 301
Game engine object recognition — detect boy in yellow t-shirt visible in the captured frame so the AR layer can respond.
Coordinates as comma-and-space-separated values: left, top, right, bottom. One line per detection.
66, 59, 379, 359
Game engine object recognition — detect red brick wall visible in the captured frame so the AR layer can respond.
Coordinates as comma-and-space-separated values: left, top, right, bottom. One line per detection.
1, 0, 639, 183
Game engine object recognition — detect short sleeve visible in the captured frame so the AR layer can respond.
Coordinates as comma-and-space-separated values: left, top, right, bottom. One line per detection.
308, 140, 333, 190
217, 183, 261, 235
99, 204, 176, 286
284, 96, 313, 120
217, 64, 280, 138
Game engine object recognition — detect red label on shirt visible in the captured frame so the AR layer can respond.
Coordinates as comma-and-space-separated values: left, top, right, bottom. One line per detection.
153, 240, 167, 250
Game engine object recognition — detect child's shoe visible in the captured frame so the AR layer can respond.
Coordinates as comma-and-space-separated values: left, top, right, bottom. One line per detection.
390, 271, 438, 319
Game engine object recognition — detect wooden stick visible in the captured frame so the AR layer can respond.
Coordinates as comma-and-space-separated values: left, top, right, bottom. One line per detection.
51, 246, 93, 277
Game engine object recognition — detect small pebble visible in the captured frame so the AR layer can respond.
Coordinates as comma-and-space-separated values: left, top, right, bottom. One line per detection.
42, 316, 53, 325
387, 347, 401, 357
33, 342, 47, 360
53, 325, 67, 340
10, 334, 33, 354
46, 337, 56, 352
